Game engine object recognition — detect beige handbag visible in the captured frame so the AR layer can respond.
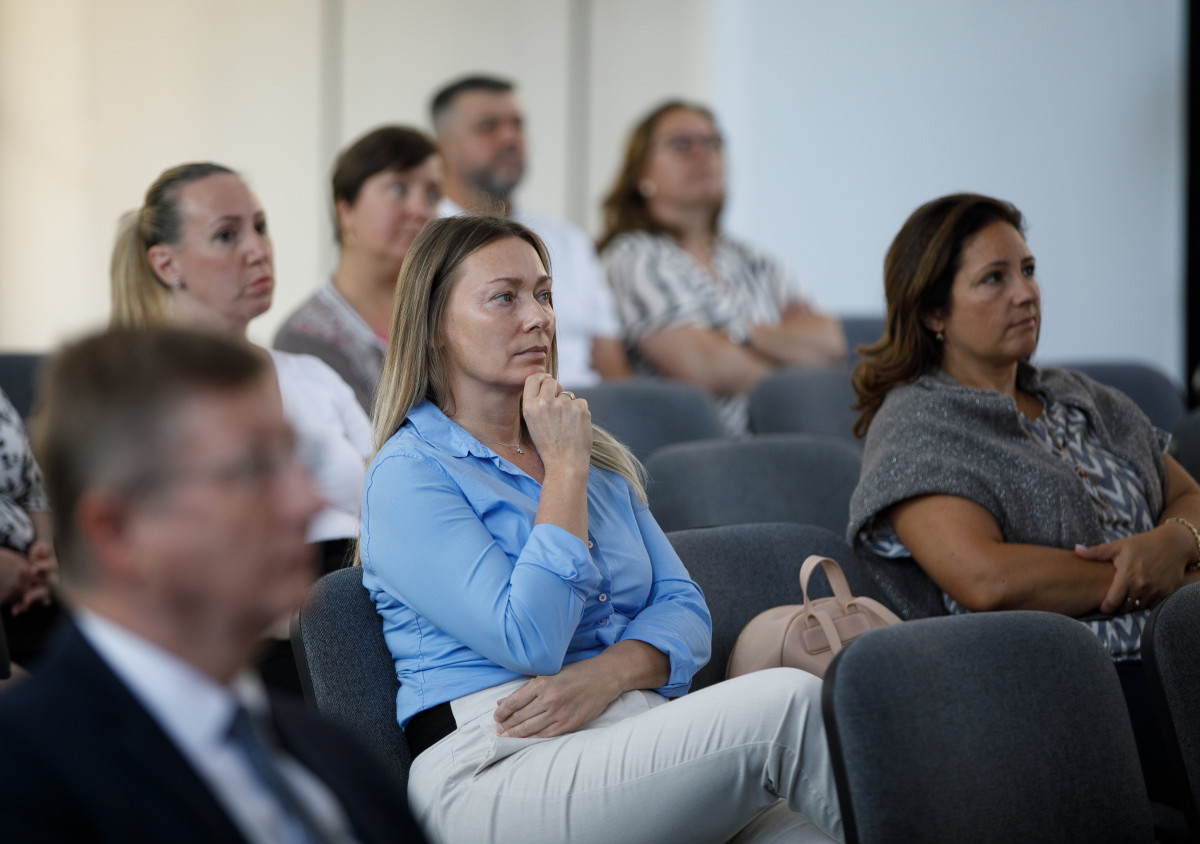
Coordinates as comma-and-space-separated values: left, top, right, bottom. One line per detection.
727, 554, 902, 680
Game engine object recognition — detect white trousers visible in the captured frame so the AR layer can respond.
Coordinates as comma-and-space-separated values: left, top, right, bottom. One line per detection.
407, 668, 843, 844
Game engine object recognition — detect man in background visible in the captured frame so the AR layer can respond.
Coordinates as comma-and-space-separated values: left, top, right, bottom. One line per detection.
0, 326, 425, 844
431, 74, 631, 388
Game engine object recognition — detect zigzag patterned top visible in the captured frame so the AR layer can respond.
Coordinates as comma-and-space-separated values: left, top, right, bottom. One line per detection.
862, 396, 1168, 659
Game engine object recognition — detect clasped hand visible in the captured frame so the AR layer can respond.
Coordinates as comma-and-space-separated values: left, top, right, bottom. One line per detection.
1075, 526, 1187, 613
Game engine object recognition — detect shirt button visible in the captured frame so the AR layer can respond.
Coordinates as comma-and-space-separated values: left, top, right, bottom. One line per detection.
587, 540, 595, 549
597, 617, 608, 626
598, 593, 608, 602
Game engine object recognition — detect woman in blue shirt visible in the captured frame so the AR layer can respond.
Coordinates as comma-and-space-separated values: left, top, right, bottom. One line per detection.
358, 214, 843, 843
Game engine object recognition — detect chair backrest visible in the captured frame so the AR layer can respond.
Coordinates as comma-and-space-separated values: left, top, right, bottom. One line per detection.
1169, 408, 1200, 481
824, 611, 1153, 844
1142, 582, 1200, 838
290, 567, 411, 792
573, 377, 724, 462
645, 433, 862, 535
839, 315, 885, 357
748, 364, 859, 440
0, 353, 45, 421
1052, 360, 1186, 431
667, 522, 884, 691
852, 547, 948, 621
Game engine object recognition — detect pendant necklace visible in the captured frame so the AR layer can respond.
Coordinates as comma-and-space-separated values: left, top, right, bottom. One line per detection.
481, 437, 525, 455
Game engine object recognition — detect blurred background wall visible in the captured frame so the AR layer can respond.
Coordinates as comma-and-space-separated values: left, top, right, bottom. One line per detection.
0, 0, 1186, 380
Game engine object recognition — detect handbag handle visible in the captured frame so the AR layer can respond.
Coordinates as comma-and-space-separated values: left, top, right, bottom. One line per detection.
799, 555, 854, 614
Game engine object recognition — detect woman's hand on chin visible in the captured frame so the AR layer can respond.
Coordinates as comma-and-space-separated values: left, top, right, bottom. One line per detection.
522, 373, 592, 471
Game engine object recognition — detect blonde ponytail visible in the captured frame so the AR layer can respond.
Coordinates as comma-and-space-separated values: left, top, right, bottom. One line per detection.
109, 162, 237, 327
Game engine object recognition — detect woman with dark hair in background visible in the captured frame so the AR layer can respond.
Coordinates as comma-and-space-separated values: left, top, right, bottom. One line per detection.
275, 125, 441, 412
848, 192, 1200, 799
599, 100, 845, 435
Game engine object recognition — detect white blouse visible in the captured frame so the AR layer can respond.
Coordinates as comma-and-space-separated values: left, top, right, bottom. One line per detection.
269, 350, 372, 543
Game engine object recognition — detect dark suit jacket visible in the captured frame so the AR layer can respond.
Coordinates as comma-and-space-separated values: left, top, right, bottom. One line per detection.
0, 619, 426, 843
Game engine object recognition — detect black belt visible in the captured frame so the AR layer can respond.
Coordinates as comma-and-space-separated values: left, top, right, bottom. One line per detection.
405, 701, 456, 759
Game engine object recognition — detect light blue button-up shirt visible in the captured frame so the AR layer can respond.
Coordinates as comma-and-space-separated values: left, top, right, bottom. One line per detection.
360, 401, 712, 728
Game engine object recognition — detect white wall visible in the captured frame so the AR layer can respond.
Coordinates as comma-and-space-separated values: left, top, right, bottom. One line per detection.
0, 0, 327, 349
0, 0, 1189, 386
713, 0, 1187, 380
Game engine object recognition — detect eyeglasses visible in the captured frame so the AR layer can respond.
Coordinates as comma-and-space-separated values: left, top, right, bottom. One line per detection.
658, 133, 724, 155
122, 432, 302, 498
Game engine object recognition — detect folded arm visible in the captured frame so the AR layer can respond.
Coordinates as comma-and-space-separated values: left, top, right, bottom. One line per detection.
889, 494, 1116, 614
637, 326, 774, 395
362, 453, 601, 676
496, 493, 711, 738
1075, 455, 1200, 611
745, 303, 847, 366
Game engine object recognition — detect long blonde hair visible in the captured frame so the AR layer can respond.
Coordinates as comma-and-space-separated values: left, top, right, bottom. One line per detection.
110, 162, 236, 326
371, 214, 645, 496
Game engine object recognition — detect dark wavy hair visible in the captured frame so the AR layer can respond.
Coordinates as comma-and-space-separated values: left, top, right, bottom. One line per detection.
851, 193, 1025, 438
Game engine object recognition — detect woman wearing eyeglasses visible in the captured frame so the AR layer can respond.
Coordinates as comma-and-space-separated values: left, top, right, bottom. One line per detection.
598, 101, 846, 435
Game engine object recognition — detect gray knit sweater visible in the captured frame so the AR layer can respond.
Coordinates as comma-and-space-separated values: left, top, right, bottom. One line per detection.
848, 363, 1166, 551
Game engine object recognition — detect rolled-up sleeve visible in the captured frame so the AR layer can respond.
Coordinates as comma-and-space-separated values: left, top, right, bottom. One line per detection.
617, 500, 713, 696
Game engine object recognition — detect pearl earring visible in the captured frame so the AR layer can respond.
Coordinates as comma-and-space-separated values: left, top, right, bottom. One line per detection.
638, 179, 657, 198
172, 278, 185, 291
935, 331, 944, 343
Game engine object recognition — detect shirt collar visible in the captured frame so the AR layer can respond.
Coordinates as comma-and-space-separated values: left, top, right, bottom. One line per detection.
405, 400, 518, 463
74, 608, 268, 754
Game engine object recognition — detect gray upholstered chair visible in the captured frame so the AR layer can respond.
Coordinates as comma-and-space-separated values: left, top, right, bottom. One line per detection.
290, 566, 411, 793
1052, 360, 1186, 431
851, 547, 948, 621
839, 315, 885, 357
823, 611, 1154, 844
0, 353, 45, 421
1169, 408, 1200, 481
1142, 582, 1200, 839
667, 522, 884, 691
645, 433, 862, 536
572, 377, 724, 462
747, 365, 859, 441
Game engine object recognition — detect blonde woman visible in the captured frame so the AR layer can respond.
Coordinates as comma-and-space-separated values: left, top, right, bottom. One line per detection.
111, 163, 372, 690
359, 214, 843, 843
